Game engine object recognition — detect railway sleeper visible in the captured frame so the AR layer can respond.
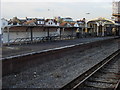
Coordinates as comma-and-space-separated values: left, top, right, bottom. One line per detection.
99, 70, 119, 74
89, 76, 119, 80
77, 86, 113, 90
87, 78, 118, 84
84, 81, 116, 89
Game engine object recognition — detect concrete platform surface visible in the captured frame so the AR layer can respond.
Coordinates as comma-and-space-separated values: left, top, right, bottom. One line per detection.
2, 37, 118, 58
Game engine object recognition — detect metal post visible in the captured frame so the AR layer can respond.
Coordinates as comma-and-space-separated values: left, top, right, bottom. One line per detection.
96, 22, 99, 37
60, 28, 62, 40
47, 27, 50, 40
26, 27, 29, 38
30, 27, 33, 42
97, 26, 99, 36
79, 27, 82, 37
94, 24, 96, 36
81, 28, 83, 35
102, 26, 104, 36
63, 28, 65, 40
72, 28, 74, 38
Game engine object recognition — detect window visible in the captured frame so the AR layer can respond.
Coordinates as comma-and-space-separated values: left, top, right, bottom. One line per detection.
38, 21, 40, 24
3, 23, 5, 26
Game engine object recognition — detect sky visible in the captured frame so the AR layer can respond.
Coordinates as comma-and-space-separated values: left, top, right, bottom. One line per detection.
1, 0, 120, 21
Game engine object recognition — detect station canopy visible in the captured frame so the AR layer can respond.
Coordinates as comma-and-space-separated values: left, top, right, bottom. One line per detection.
87, 17, 115, 24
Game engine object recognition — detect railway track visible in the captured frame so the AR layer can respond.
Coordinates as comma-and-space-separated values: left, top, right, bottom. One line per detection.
60, 49, 120, 90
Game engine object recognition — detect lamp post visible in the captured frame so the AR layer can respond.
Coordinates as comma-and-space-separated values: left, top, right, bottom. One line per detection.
48, 9, 54, 18
85, 13, 90, 37
48, 9, 50, 18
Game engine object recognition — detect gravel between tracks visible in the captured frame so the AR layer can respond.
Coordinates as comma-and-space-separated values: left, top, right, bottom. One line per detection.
84, 58, 120, 89
2, 39, 119, 88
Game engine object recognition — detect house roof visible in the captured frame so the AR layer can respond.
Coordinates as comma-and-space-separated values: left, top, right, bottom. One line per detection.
23, 19, 36, 25
45, 19, 58, 24
37, 19, 45, 21
1, 18, 8, 21
26, 17, 45, 21
60, 22, 68, 26
69, 22, 75, 26
60, 22, 75, 27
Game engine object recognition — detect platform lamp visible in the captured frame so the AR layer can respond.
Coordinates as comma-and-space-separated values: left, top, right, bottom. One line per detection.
85, 13, 90, 34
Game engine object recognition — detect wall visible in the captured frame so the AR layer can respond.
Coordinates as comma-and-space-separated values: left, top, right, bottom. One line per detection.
3, 27, 76, 44
61, 28, 77, 37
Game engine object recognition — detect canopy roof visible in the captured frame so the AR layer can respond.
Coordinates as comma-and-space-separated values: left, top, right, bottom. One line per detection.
87, 17, 115, 24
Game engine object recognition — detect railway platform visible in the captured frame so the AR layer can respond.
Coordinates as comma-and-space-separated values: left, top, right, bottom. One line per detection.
2, 36, 120, 88
2, 36, 119, 58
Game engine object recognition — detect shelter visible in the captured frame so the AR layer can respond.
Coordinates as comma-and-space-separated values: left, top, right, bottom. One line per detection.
87, 17, 115, 36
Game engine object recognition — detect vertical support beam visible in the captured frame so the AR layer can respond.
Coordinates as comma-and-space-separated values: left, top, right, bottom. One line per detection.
118, 26, 120, 36
60, 28, 62, 39
96, 22, 99, 37
26, 27, 29, 38
7, 27, 10, 45
102, 26, 104, 36
81, 28, 83, 37
47, 27, 50, 40
81, 28, 83, 35
116, 26, 118, 36
48, 28, 49, 37
62, 28, 65, 40
104, 26, 106, 36
79, 27, 81, 37
94, 24, 96, 34
43, 27, 46, 36
71, 28, 74, 38
94, 24, 95, 33
30, 27, 33, 42
92, 24, 94, 36
42, 27, 46, 42
96, 26, 99, 36
102, 23, 105, 37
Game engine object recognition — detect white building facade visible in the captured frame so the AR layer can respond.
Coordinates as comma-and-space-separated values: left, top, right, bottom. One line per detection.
45, 19, 59, 26
112, 1, 120, 21
1, 18, 8, 29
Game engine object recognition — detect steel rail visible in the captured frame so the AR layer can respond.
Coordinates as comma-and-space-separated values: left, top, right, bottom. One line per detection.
114, 79, 120, 90
60, 49, 120, 90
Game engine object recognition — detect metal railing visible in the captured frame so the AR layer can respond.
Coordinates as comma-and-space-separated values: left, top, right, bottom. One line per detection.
8, 36, 60, 45
5, 34, 77, 45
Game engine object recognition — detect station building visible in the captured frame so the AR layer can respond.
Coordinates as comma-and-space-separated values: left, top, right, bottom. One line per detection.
87, 17, 115, 36
112, 1, 120, 36
1, 16, 117, 45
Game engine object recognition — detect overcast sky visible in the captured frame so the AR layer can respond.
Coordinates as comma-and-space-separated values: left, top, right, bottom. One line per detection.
1, 0, 120, 20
